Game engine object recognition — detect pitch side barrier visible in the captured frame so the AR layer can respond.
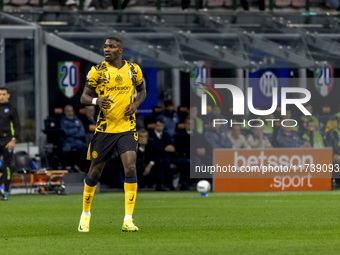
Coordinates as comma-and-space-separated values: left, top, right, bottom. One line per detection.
209, 148, 333, 192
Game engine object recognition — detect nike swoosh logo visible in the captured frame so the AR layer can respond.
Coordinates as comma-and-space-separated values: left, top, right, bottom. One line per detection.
129, 194, 134, 202
85, 196, 91, 201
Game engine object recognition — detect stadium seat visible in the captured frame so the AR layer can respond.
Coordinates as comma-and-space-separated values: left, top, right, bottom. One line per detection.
12, 151, 37, 194
207, 0, 223, 7
291, 0, 305, 7
54, 107, 63, 115
177, 122, 185, 130
275, 0, 291, 7
224, 0, 232, 7
29, 0, 48, 6
178, 106, 189, 122
10, 0, 29, 5
153, 106, 162, 115
79, 108, 85, 116
127, 0, 136, 6
147, 123, 156, 130
322, 106, 331, 114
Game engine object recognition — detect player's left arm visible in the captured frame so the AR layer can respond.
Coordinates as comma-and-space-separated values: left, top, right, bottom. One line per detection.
124, 83, 146, 116
6, 107, 21, 150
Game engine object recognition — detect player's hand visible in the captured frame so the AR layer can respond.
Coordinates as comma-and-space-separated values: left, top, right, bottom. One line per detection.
143, 164, 152, 176
124, 103, 137, 116
97, 96, 113, 109
5, 140, 15, 151
165, 145, 175, 153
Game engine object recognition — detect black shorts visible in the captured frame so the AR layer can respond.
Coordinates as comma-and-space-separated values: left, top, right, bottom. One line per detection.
87, 131, 138, 163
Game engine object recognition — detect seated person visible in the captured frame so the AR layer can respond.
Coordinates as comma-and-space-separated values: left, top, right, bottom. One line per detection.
275, 121, 311, 148
300, 103, 320, 128
60, 105, 87, 171
326, 117, 340, 184
204, 124, 232, 165
174, 116, 192, 190
301, 120, 325, 148
189, 106, 204, 134
136, 129, 156, 189
247, 126, 272, 149
157, 100, 180, 139
148, 118, 175, 191
227, 125, 251, 149
204, 106, 226, 131
80, 105, 97, 133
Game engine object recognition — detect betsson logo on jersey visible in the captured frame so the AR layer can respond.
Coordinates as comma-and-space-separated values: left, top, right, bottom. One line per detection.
106, 86, 129, 92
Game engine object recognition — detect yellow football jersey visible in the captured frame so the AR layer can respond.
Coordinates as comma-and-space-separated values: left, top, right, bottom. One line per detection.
86, 60, 143, 133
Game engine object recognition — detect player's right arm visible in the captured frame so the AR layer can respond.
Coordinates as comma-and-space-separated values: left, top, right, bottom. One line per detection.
80, 87, 113, 109
80, 66, 113, 109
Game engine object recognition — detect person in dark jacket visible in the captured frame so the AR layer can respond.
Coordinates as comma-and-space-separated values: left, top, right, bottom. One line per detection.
173, 116, 192, 190
136, 129, 156, 188
157, 100, 179, 139
0, 87, 20, 201
148, 118, 175, 191
60, 105, 87, 171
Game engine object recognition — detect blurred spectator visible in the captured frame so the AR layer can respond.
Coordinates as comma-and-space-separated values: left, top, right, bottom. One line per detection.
325, 0, 339, 11
241, 0, 265, 10
301, 103, 320, 128
136, 129, 156, 189
204, 106, 227, 130
173, 116, 192, 190
181, 0, 203, 10
148, 118, 175, 191
157, 100, 179, 139
227, 125, 251, 149
88, 0, 131, 10
204, 124, 232, 150
327, 118, 340, 163
60, 105, 87, 171
326, 117, 340, 185
281, 108, 299, 132
247, 126, 272, 149
333, 105, 340, 119
189, 106, 204, 134
257, 111, 275, 141
190, 117, 207, 167
80, 105, 97, 133
276, 121, 311, 148
301, 120, 325, 148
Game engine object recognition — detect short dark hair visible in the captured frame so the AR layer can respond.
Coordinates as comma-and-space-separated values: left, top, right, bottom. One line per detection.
164, 100, 173, 107
106, 36, 123, 46
155, 118, 164, 124
0, 87, 9, 92
138, 128, 148, 134
184, 116, 191, 123
306, 119, 315, 126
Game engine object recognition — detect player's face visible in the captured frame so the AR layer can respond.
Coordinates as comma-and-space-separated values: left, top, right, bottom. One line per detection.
103, 39, 123, 62
0, 90, 10, 104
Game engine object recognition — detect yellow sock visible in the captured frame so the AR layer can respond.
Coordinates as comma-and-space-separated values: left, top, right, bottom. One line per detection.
124, 182, 137, 216
83, 183, 97, 212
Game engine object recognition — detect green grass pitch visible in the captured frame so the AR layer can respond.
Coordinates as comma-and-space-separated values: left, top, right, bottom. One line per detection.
1, 191, 340, 255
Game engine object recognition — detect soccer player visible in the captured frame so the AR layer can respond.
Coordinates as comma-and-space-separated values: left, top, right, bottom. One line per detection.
78, 36, 146, 232
0, 87, 20, 201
